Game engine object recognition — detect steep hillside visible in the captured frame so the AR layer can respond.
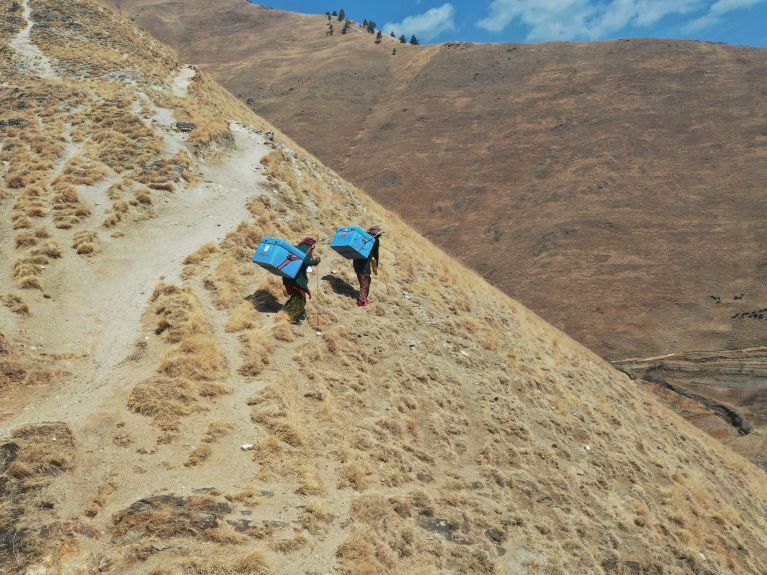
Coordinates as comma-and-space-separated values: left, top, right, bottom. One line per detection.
2, 1, 767, 574
98, 0, 767, 467
102, 0, 767, 361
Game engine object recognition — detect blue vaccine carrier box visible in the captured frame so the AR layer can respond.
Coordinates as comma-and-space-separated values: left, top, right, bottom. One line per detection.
331, 226, 374, 260
252, 238, 306, 279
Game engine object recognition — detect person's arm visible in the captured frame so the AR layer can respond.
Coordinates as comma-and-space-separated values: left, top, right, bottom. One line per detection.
370, 240, 380, 274
306, 255, 321, 267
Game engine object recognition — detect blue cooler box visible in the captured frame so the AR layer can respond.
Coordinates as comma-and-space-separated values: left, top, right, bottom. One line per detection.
252, 237, 306, 279
331, 226, 374, 260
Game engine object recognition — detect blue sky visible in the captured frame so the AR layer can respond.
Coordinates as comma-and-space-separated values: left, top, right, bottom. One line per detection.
252, 0, 767, 47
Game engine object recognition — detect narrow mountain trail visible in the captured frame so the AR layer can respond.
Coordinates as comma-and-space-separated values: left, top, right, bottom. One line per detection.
9, 0, 60, 80
0, 121, 272, 435
171, 64, 197, 97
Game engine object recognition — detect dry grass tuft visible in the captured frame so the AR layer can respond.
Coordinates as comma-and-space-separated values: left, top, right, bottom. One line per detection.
17, 275, 42, 290
1, 293, 30, 315
184, 445, 212, 467
84, 476, 119, 517
33, 241, 63, 259
202, 421, 233, 443
160, 335, 226, 381
0, 423, 76, 567
234, 551, 273, 575
127, 376, 197, 431
72, 230, 99, 255
15, 231, 37, 248
269, 534, 308, 554
151, 283, 208, 343
184, 243, 218, 266
271, 315, 296, 342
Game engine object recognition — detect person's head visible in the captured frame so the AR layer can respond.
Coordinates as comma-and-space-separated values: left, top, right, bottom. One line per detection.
297, 237, 316, 250
368, 225, 385, 238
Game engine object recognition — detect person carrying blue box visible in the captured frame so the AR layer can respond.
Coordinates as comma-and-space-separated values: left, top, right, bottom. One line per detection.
353, 225, 384, 307
282, 237, 321, 322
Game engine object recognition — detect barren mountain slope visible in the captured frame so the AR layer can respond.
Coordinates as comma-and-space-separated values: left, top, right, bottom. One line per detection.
99, 0, 767, 467
102, 0, 767, 362
2, 1, 767, 574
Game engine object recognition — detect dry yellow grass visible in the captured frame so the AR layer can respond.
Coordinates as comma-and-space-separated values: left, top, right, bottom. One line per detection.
72, 230, 98, 254
127, 376, 197, 431
84, 476, 119, 517
184, 444, 212, 467
2, 3, 767, 574
1, 293, 30, 315
0, 423, 75, 566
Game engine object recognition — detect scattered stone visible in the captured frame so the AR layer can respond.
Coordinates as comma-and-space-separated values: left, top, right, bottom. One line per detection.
418, 516, 471, 545
265, 130, 274, 141
419, 516, 455, 534
416, 472, 434, 482
304, 391, 324, 401
500, 517, 520, 527
485, 528, 504, 543
112, 495, 232, 539
0, 118, 28, 129
227, 519, 252, 533
175, 121, 196, 132
241, 444, 254, 451
584, 444, 592, 451
152, 542, 168, 552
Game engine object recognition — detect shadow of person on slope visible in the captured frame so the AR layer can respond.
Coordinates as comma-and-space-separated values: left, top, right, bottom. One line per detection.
321, 274, 357, 300
246, 289, 282, 313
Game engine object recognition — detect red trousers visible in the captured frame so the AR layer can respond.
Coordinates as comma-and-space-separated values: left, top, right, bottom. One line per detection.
357, 272, 371, 304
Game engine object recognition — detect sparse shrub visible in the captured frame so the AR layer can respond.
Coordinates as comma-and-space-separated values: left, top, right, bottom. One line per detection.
15, 232, 37, 248
72, 230, 99, 255
34, 241, 62, 259
18, 276, 42, 290
185, 445, 212, 467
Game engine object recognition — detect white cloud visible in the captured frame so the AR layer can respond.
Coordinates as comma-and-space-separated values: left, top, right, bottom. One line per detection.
383, 3, 456, 41
683, 0, 765, 32
476, 0, 705, 40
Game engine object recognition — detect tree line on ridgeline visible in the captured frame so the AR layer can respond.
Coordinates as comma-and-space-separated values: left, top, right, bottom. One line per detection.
325, 9, 419, 45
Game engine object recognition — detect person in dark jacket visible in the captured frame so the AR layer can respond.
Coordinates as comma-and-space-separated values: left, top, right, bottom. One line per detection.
283, 237, 321, 322
353, 225, 383, 307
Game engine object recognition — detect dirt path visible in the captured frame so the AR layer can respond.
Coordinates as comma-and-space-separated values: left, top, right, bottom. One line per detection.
171, 64, 197, 97
9, 0, 60, 80
0, 122, 272, 435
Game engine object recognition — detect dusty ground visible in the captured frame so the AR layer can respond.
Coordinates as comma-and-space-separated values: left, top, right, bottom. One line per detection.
2, 1, 767, 574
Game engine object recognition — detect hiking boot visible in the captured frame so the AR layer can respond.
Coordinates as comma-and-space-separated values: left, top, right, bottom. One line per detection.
357, 300, 370, 307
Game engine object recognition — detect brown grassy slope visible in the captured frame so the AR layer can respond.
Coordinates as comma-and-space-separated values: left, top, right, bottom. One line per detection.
2, 0, 767, 573
101, 0, 767, 362
99, 0, 767, 466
